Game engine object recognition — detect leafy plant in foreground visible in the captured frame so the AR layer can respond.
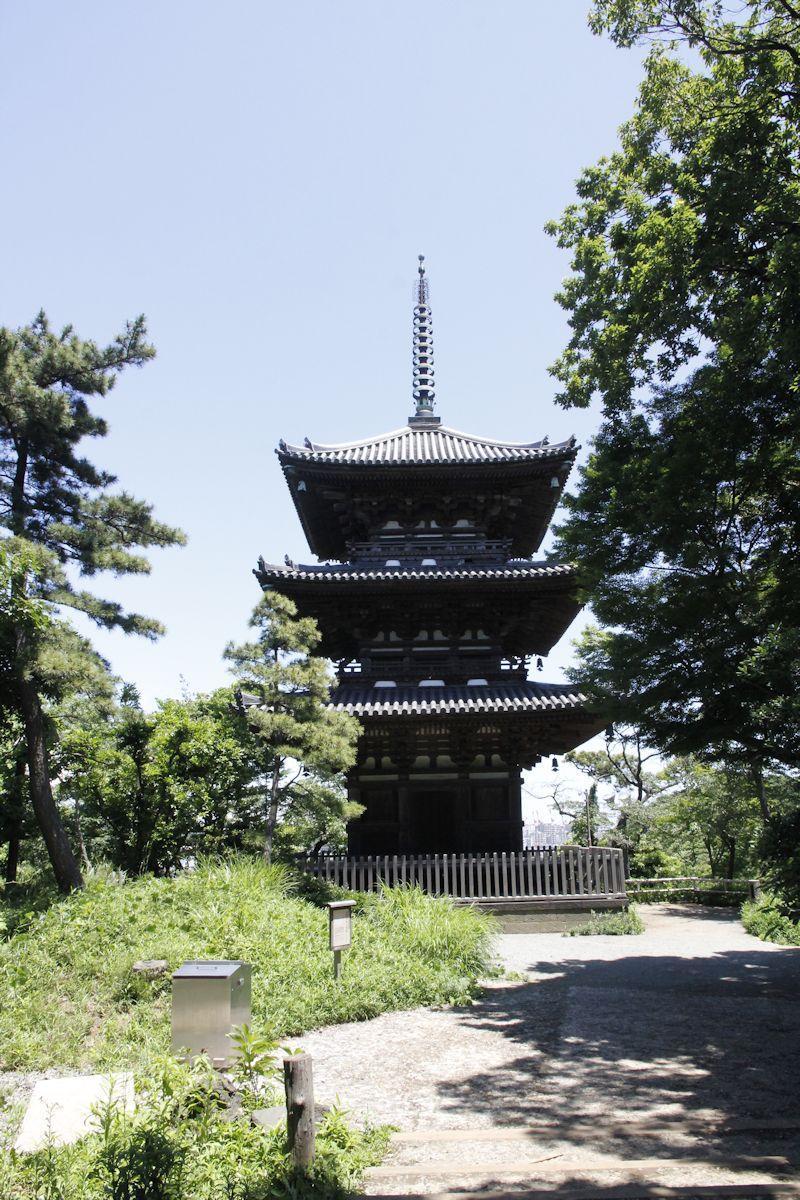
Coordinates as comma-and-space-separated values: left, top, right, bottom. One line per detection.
742, 894, 800, 948
0, 1056, 390, 1200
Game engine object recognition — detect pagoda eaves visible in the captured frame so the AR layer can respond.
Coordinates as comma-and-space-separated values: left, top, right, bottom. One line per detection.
255, 558, 582, 661
277, 423, 578, 561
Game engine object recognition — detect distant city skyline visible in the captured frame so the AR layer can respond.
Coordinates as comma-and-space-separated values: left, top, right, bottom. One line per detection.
523, 820, 570, 848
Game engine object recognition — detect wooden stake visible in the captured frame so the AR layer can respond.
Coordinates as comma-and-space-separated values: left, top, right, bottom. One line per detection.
284, 1053, 315, 1169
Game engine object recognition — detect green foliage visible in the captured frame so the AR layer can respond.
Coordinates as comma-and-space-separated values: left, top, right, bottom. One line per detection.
547, 2, 800, 772
0, 1055, 390, 1199
0, 860, 496, 1071
564, 906, 645, 936
560, 783, 603, 846
0, 861, 59, 939
653, 760, 762, 879
757, 782, 800, 911
627, 842, 684, 879
567, 727, 676, 863
229, 1023, 281, 1104
0, 542, 115, 712
225, 594, 361, 862
742, 893, 800, 947
57, 689, 265, 875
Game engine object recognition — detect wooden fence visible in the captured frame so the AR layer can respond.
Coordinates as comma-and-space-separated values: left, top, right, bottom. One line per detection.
300, 846, 627, 902
625, 876, 760, 902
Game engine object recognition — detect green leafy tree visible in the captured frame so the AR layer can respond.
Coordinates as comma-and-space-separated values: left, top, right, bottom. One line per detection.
547, 1, 800, 791
272, 778, 364, 859
225, 592, 360, 864
0, 314, 185, 890
655, 759, 762, 878
568, 727, 675, 861
58, 689, 263, 875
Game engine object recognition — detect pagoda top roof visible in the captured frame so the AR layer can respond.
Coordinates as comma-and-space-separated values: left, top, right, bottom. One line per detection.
278, 422, 577, 469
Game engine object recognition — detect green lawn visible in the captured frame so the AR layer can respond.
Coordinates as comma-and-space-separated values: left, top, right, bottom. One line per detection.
0, 859, 496, 1071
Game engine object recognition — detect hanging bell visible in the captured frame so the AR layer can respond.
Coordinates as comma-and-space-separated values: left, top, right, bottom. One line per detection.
551, 756, 559, 772
536, 657, 544, 672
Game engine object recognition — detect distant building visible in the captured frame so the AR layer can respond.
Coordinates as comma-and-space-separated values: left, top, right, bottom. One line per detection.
523, 821, 570, 848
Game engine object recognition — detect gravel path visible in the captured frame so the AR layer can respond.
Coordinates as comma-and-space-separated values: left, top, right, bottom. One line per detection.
288, 904, 800, 1134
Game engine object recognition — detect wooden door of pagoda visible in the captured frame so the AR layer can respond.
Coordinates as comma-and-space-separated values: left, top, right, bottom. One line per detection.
408, 787, 458, 853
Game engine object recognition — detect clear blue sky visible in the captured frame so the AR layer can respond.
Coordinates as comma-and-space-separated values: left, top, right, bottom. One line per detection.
0, 2, 645, 728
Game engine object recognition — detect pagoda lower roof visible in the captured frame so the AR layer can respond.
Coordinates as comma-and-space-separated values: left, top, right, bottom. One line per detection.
279, 424, 577, 467
329, 680, 588, 717
256, 560, 575, 586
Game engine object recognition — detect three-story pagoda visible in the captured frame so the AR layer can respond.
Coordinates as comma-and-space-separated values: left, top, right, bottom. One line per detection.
256, 258, 604, 854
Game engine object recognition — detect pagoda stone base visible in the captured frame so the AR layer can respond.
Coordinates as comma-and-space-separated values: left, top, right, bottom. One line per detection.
347, 770, 523, 855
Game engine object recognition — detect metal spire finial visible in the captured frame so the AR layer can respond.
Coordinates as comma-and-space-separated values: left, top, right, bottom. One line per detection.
411, 254, 438, 423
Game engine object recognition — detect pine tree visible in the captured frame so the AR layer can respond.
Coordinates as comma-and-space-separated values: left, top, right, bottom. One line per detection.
224, 592, 360, 864
0, 314, 185, 891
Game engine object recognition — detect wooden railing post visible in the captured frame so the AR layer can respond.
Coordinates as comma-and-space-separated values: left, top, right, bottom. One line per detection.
284, 1053, 315, 1170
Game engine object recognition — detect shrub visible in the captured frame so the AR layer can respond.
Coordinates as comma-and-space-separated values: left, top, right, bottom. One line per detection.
564, 906, 645, 936
742, 894, 800, 947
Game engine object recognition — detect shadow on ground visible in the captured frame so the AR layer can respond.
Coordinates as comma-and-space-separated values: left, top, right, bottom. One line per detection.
437, 910, 800, 1155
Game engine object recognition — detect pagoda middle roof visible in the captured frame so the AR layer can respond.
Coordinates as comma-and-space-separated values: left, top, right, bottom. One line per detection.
329, 680, 588, 717
278, 423, 577, 468
256, 560, 574, 585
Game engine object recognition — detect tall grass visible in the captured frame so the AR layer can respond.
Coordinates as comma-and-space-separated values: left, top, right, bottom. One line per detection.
0, 860, 496, 1071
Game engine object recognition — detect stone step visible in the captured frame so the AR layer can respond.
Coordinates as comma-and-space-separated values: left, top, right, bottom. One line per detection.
364, 1152, 798, 1197
368, 1153, 794, 1181
379, 1120, 800, 1172
367, 1184, 800, 1200
391, 1118, 800, 1145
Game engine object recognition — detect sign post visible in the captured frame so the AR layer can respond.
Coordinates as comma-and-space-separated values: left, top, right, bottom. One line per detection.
327, 899, 356, 980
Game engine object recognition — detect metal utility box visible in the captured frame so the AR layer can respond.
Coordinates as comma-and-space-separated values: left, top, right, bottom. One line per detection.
171, 960, 251, 1067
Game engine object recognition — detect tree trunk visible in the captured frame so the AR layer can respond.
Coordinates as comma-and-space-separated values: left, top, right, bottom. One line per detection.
751, 762, 771, 825
73, 798, 91, 872
263, 760, 281, 865
584, 791, 594, 846
726, 839, 737, 881
8, 451, 84, 893
17, 674, 83, 893
4, 754, 26, 884
5, 830, 20, 884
